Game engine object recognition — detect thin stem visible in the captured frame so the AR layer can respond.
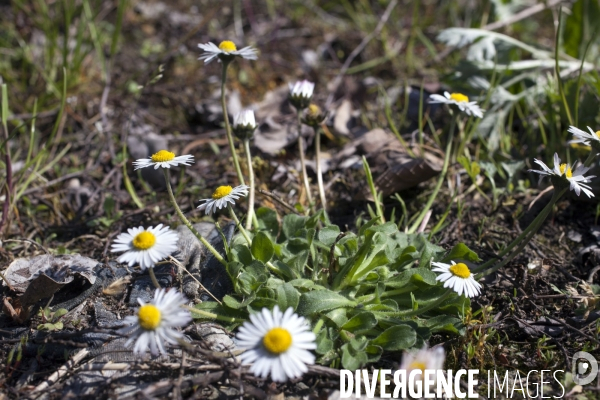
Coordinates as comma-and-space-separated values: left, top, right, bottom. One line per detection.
220, 61, 245, 186
183, 305, 245, 324
391, 289, 453, 317
148, 267, 161, 289
0, 84, 13, 234
162, 169, 226, 266
243, 139, 258, 230
314, 125, 327, 212
228, 205, 252, 246
167, 256, 222, 305
408, 115, 457, 233
583, 150, 596, 168
362, 156, 384, 224
296, 111, 313, 207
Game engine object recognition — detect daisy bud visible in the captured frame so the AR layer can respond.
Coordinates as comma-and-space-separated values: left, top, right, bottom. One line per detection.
289, 80, 315, 110
232, 110, 257, 140
302, 103, 325, 127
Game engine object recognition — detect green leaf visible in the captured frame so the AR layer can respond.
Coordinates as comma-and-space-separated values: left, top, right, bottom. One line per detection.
256, 207, 279, 239
318, 225, 341, 246
444, 243, 481, 263
298, 290, 356, 315
386, 268, 437, 288
251, 232, 275, 263
421, 315, 465, 335
52, 308, 68, 320
562, 0, 599, 58
324, 308, 349, 327
232, 244, 253, 266
282, 214, 306, 239
371, 325, 416, 351
288, 278, 318, 290
276, 283, 300, 310
365, 344, 383, 363
223, 293, 256, 309
341, 342, 368, 370
316, 329, 334, 355
272, 260, 300, 280
193, 302, 248, 330
341, 312, 377, 333
414, 234, 444, 269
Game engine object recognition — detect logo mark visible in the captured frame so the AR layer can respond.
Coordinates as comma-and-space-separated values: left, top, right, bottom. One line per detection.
572, 351, 598, 385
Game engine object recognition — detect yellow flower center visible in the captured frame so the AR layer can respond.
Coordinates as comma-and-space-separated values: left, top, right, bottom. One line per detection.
450, 93, 469, 103
151, 150, 175, 163
559, 164, 573, 178
262, 327, 292, 354
409, 361, 427, 372
596, 130, 600, 139
132, 231, 156, 250
138, 304, 162, 330
449, 263, 471, 278
308, 103, 321, 117
212, 185, 233, 199
219, 41, 237, 53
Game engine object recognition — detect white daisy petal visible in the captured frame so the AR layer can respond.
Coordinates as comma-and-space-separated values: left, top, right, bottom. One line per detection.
428, 91, 484, 118
399, 345, 446, 393
568, 125, 600, 146
133, 150, 194, 170
529, 153, 596, 197
289, 80, 315, 109
198, 40, 258, 64
431, 261, 482, 298
197, 184, 250, 215
235, 306, 316, 382
118, 288, 191, 357
111, 225, 179, 270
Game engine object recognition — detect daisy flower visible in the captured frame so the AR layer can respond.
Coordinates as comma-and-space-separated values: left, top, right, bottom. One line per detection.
530, 152, 563, 179
303, 103, 325, 127
236, 306, 316, 382
198, 40, 258, 64
119, 288, 191, 357
233, 109, 257, 140
568, 125, 600, 148
289, 80, 315, 110
111, 224, 179, 270
399, 346, 446, 394
197, 184, 249, 215
431, 260, 482, 298
530, 153, 596, 198
565, 163, 595, 198
132, 150, 194, 170
428, 91, 484, 118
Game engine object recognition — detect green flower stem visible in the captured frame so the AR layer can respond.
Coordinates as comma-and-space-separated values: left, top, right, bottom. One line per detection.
148, 267, 161, 289
363, 156, 384, 223
162, 169, 226, 266
243, 138, 258, 230
228, 205, 252, 246
265, 260, 282, 275
391, 289, 453, 317
296, 112, 313, 208
408, 115, 456, 234
314, 125, 327, 212
220, 61, 245, 186
183, 305, 245, 324
476, 187, 567, 277
356, 285, 418, 303
583, 150, 597, 167
312, 318, 325, 334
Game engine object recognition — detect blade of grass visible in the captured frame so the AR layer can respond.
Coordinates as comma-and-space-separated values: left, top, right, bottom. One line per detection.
555, 7, 574, 126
